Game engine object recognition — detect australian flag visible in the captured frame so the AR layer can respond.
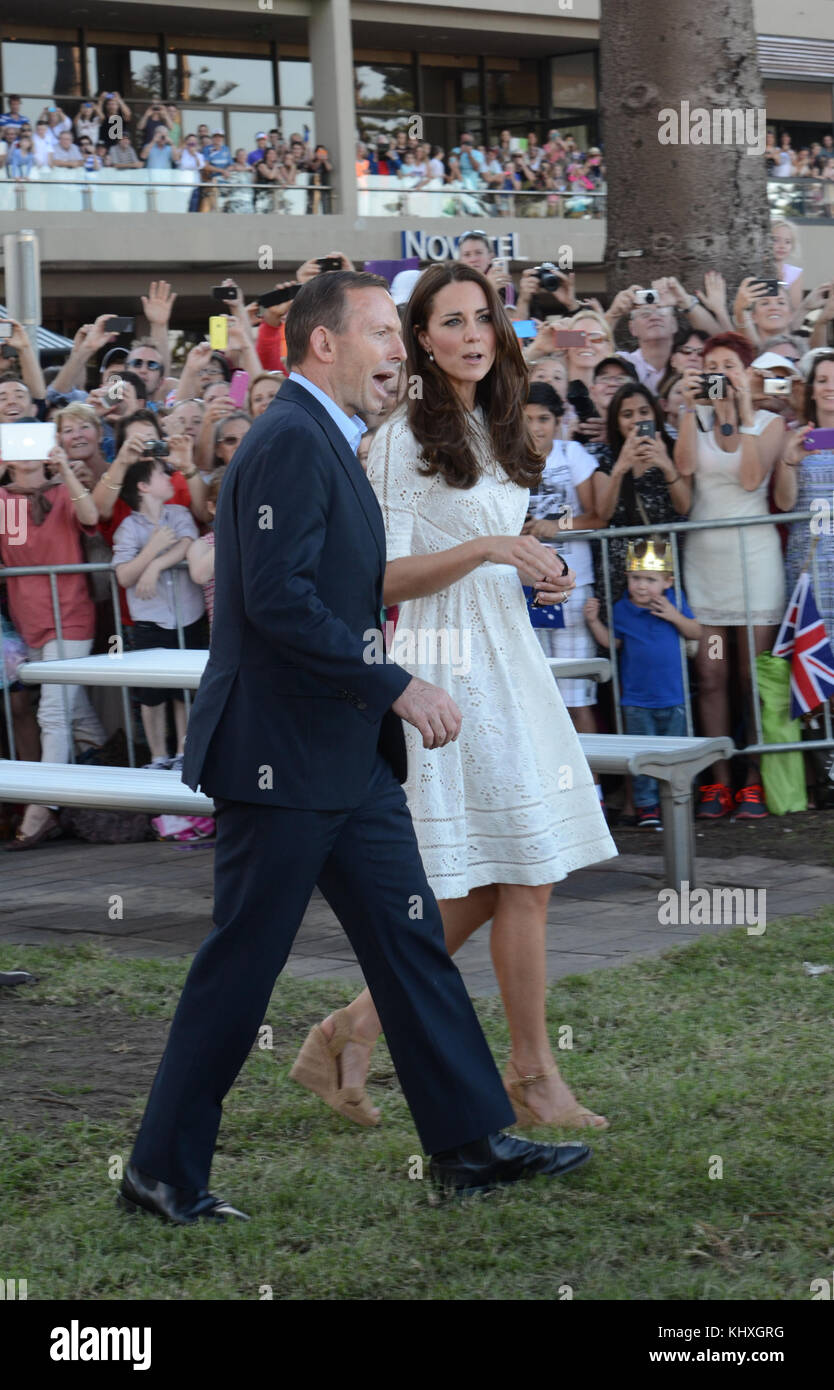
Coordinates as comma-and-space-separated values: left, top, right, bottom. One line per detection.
773, 572, 834, 718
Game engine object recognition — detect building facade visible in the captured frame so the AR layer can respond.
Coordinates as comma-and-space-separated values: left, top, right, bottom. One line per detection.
1, 0, 832, 337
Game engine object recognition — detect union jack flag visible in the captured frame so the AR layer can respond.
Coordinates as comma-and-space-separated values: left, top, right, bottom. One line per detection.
773, 572, 834, 718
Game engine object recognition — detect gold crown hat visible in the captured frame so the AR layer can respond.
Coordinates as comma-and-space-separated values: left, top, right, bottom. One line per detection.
625, 536, 673, 573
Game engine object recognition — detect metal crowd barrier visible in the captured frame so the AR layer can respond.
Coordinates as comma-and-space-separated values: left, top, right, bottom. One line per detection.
1, 507, 831, 770
0, 559, 190, 769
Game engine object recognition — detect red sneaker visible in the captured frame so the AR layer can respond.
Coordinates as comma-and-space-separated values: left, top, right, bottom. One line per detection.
696, 783, 734, 819
733, 784, 769, 819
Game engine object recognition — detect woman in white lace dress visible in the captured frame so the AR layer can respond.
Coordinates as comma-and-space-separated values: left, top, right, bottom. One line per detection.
293, 263, 616, 1131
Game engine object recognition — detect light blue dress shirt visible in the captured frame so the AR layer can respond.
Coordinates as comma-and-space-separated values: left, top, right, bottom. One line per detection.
289, 371, 367, 456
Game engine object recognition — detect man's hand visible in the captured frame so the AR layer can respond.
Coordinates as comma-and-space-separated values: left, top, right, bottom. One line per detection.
142, 279, 177, 326
391, 676, 462, 749
144, 524, 177, 558
697, 270, 728, 317
296, 251, 354, 284
606, 285, 641, 321
135, 563, 161, 601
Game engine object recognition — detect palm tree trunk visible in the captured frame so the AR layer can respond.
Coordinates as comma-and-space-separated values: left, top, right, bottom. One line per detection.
600, 0, 774, 299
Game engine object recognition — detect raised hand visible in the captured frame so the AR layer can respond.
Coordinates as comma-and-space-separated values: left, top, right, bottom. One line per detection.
142, 279, 177, 326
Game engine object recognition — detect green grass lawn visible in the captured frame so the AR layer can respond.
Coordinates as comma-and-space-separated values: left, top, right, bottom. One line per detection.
1, 911, 833, 1301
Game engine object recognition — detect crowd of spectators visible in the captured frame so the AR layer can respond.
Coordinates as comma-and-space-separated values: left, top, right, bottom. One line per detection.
356, 126, 605, 217
0, 214, 833, 844
0, 94, 330, 210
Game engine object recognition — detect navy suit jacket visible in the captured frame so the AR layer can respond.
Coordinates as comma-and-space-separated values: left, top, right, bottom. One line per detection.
181, 379, 411, 809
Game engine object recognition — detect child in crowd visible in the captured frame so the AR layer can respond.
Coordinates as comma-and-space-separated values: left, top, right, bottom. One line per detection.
187, 471, 225, 629
584, 536, 702, 828
112, 455, 206, 770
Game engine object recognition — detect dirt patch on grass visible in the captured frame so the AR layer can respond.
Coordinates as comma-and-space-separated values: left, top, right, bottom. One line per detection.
0, 998, 167, 1132
611, 807, 834, 865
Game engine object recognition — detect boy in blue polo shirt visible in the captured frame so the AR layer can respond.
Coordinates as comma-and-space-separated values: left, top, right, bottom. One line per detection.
584, 536, 702, 828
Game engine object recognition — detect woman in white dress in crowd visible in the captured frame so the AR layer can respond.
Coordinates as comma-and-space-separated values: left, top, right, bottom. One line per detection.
676, 331, 785, 821
292, 263, 617, 1132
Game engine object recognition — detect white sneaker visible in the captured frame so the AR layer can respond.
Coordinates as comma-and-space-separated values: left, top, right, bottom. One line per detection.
144, 757, 171, 771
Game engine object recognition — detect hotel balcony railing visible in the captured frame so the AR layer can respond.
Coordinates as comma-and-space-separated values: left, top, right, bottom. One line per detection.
767, 176, 834, 220
0, 168, 608, 217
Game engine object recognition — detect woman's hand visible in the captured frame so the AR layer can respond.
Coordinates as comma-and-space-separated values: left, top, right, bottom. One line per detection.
733, 275, 767, 317
642, 436, 672, 471
484, 534, 574, 596
165, 433, 194, 474
681, 365, 704, 407
46, 444, 72, 479
204, 396, 235, 425
113, 436, 148, 471
783, 423, 813, 465
67, 458, 95, 490
724, 364, 754, 426
613, 432, 641, 473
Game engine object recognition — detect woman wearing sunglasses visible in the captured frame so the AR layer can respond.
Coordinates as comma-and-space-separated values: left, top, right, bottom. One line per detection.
291, 262, 616, 1134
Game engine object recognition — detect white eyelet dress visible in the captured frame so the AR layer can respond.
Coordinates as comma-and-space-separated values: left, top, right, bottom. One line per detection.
367, 405, 617, 900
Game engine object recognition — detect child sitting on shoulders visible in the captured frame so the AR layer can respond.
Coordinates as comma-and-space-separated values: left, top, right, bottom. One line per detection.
584, 535, 702, 829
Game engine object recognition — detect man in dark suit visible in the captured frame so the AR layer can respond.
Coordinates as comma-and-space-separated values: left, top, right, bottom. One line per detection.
121, 271, 591, 1222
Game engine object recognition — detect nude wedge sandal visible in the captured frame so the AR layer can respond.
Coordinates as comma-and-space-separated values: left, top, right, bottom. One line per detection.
503, 1059, 609, 1131
290, 1008, 381, 1126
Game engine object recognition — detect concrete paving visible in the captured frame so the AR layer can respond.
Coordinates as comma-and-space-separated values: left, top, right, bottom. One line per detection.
2, 839, 831, 993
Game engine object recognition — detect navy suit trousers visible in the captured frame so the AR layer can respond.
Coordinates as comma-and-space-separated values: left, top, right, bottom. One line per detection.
131, 754, 514, 1191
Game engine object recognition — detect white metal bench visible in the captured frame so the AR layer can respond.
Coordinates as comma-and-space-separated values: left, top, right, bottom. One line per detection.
547, 656, 611, 682
12, 656, 725, 886
20, 650, 612, 688
579, 734, 733, 887
0, 760, 213, 817
18, 648, 208, 690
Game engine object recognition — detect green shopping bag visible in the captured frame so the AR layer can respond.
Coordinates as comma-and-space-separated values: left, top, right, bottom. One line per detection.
756, 652, 807, 814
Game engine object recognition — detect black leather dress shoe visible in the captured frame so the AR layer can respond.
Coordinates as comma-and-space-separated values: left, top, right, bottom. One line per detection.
119, 1162, 249, 1225
429, 1131, 591, 1194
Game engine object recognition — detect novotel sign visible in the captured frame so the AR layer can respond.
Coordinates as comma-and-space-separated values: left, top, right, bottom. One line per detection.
401, 230, 521, 262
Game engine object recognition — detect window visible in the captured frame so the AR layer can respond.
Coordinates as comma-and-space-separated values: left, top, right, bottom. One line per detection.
92, 48, 162, 101
278, 60, 312, 110
487, 60, 541, 122
354, 62, 414, 112
550, 53, 597, 112
228, 111, 282, 154
169, 54, 274, 105
1, 40, 89, 98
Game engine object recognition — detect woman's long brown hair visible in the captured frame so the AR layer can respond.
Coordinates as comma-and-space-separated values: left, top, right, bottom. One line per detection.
402, 262, 543, 489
